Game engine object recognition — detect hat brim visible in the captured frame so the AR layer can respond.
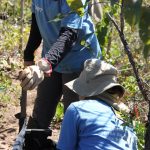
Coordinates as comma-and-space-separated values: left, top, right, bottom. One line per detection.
65, 76, 125, 98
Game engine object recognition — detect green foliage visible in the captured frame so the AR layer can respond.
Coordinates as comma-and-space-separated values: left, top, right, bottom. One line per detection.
96, 0, 150, 59
0, 0, 31, 23
0, 73, 11, 93
134, 121, 145, 150
96, 1, 149, 148
54, 102, 64, 122
0, 23, 20, 52
0, 72, 12, 102
0, 0, 31, 103
122, 0, 150, 58
124, 76, 138, 93
115, 107, 145, 150
123, 0, 143, 28
0, 0, 149, 148
49, 13, 67, 22
96, 15, 110, 51
66, 0, 85, 16
96, 2, 121, 53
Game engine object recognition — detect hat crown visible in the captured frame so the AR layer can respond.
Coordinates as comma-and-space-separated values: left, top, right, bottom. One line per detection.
83, 59, 118, 82
65, 59, 125, 97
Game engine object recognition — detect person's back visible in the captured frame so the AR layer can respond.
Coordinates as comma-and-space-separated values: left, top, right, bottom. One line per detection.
57, 59, 138, 150
57, 100, 137, 150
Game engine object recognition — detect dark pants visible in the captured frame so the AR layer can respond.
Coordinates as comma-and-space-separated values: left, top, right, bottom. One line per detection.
30, 71, 80, 129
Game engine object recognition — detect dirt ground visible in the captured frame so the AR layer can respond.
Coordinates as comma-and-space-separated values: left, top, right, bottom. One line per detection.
0, 81, 60, 150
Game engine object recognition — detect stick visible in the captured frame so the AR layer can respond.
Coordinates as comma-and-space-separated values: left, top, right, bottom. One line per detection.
15, 89, 27, 131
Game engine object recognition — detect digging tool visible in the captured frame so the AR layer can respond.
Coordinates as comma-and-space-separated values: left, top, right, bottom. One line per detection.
12, 118, 52, 150
12, 118, 28, 150
12, 89, 27, 149
15, 89, 27, 131
13, 88, 54, 150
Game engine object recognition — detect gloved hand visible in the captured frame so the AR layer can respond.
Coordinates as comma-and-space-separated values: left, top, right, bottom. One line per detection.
19, 59, 52, 90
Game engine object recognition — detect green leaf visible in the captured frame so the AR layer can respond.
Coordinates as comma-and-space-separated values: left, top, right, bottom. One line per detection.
66, 0, 85, 16
49, 13, 66, 22
55, 102, 64, 121
96, 15, 110, 50
123, 0, 143, 28
80, 39, 90, 49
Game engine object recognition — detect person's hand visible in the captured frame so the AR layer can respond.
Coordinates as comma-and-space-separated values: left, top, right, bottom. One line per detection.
24, 61, 35, 67
19, 59, 52, 90
19, 65, 44, 90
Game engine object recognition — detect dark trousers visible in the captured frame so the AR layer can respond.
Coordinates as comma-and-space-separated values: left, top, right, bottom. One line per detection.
31, 71, 80, 129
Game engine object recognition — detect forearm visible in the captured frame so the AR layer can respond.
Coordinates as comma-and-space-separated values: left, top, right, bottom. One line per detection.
45, 27, 78, 69
24, 13, 42, 61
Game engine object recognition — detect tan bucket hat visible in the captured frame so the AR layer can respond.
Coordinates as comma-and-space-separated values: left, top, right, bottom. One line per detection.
65, 59, 125, 97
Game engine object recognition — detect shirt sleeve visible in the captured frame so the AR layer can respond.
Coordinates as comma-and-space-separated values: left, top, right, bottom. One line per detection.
57, 104, 79, 150
45, 27, 78, 69
24, 13, 42, 61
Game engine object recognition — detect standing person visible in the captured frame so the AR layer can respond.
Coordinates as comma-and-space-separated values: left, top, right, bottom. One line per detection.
57, 59, 138, 150
19, 0, 102, 149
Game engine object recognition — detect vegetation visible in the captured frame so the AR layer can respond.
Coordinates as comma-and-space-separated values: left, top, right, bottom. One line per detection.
0, 0, 150, 149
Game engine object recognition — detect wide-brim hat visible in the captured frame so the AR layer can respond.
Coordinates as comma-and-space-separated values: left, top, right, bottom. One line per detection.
65, 59, 125, 97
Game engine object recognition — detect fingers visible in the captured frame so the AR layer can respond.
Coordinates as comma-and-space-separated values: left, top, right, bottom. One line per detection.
20, 68, 33, 90
19, 68, 30, 80
21, 76, 34, 91
28, 70, 44, 90
19, 66, 44, 90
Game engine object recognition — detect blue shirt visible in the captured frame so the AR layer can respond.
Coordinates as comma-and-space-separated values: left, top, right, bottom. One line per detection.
57, 100, 138, 150
32, 0, 101, 73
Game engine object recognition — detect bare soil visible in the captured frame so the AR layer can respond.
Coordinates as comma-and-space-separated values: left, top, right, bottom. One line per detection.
0, 81, 60, 150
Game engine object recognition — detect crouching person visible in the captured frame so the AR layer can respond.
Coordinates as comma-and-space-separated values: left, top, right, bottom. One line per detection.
57, 59, 138, 150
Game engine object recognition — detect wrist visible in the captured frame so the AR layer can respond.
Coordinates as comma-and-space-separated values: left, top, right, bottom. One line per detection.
37, 58, 52, 77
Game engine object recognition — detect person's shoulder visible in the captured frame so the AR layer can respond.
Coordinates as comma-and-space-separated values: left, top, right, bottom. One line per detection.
72, 99, 108, 106
71, 100, 113, 112
70, 100, 100, 109
71, 100, 91, 107
67, 100, 89, 111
